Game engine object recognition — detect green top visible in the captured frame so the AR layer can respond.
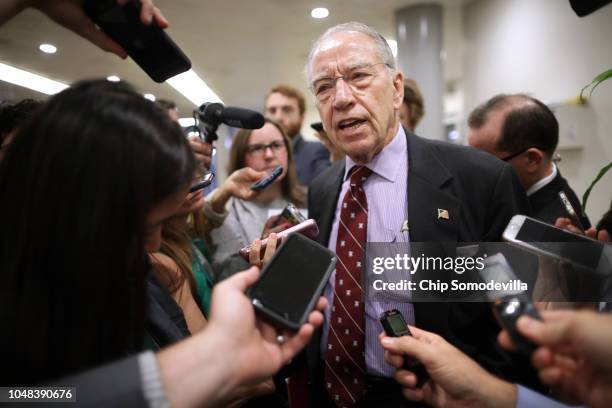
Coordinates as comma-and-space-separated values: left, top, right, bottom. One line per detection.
191, 238, 215, 317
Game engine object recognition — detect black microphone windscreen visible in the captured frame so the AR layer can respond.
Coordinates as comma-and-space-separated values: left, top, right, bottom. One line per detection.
220, 107, 265, 129
569, 0, 612, 16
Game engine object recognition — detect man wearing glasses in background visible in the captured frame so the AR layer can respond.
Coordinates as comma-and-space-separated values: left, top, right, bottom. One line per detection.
468, 94, 590, 228
297, 22, 539, 408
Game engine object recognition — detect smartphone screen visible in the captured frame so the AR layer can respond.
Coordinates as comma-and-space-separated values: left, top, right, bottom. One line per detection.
385, 312, 410, 336
248, 234, 336, 330
516, 217, 603, 270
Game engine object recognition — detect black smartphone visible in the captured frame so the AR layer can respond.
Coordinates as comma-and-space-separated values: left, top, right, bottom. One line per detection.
82, 0, 191, 83
250, 165, 283, 191
558, 191, 585, 231
380, 309, 428, 385
247, 233, 336, 331
188, 172, 215, 193
503, 215, 612, 275
492, 297, 541, 354
479, 254, 542, 353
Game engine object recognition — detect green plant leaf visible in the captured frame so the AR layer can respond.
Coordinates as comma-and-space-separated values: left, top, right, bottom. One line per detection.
582, 161, 612, 210
581, 68, 612, 99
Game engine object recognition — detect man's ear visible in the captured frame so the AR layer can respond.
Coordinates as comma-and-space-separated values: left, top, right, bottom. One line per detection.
392, 71, 404, 109
525, 148, 544, 172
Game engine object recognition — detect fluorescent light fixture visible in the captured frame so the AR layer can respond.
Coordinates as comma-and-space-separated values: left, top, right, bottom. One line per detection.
39, 43, 57, 54
144, 93, 156, 101
0, 61, 68, 95
178, 117, 196, 127
106, 75, 120, 82
386, 39, 398, 58
166, 69, 222, 106
311, 7, 329, 19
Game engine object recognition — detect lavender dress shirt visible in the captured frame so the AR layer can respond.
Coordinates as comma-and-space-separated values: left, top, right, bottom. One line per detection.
320, 126, 415, 377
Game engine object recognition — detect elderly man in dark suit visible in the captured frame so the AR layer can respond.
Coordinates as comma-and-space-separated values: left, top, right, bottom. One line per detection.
293, 21, 538, 408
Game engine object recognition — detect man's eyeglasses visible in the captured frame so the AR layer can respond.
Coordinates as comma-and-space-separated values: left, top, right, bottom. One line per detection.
500, 146, 546, 162
245, 140, 285, 156
310, 62, 391, 102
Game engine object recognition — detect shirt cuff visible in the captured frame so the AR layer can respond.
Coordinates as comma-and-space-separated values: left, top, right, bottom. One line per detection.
138, 351, 170, 408
516, 384, 577, 408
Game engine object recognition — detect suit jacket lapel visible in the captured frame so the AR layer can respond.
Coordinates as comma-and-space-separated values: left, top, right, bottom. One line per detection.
406, 131, 460, 243
310, 160, 344, 246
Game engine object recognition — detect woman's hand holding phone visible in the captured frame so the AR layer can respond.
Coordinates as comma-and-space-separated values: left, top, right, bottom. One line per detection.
209, 168, 268, 213
261, 215, 291, 239
555, 217, 611, 242
249, 233, 279, 268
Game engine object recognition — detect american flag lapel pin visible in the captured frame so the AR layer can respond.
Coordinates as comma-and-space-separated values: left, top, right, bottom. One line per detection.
437, 208, 449, 220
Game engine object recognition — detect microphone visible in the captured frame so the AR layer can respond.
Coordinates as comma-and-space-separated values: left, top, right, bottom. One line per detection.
197, 102, 265, 130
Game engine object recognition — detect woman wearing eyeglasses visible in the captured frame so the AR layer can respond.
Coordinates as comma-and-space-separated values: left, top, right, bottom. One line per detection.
207, 118, 305, 280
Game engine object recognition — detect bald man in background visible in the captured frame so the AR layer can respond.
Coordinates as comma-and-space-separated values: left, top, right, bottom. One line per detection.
468, 94, 590, 228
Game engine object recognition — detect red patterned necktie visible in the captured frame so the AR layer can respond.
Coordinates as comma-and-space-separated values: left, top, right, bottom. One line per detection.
325, 165, 372, 407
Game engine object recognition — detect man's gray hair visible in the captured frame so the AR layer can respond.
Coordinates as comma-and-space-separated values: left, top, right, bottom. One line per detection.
305, 22, 396, 84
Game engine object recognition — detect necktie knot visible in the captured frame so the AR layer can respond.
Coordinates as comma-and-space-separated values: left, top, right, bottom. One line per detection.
348, 166, 372, 188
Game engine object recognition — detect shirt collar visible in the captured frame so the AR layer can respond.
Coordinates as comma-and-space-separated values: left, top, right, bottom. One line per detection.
526, 163, 557, 196
344, 126, 405, 182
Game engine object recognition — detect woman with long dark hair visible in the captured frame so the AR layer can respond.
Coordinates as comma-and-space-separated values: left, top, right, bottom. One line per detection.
0, 79, 196, 385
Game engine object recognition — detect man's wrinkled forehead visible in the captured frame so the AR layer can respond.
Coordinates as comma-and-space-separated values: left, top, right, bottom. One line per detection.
311, 32, 380, 78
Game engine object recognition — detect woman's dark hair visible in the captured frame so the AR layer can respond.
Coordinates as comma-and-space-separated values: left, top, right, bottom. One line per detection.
227, 118, 305, 206
0, 80, 195, 385
0, 99, 43, 139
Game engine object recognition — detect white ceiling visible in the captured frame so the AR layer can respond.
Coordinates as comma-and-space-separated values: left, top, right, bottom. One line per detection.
0, 0, 469, 117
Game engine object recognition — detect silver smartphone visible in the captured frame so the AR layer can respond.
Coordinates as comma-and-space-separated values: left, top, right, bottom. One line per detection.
558, 191, 585, 231
503, 215, 611, 276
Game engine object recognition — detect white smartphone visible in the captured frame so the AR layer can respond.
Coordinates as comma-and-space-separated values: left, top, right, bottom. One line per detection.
503, 215, 612, 276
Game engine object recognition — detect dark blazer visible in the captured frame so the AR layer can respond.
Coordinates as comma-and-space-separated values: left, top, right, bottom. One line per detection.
292, 134, 331, 186
303, 130, 539, 405
529, 171, 591, 228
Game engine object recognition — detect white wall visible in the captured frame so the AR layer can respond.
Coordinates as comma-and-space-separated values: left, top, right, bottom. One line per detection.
463, 0, 612, 223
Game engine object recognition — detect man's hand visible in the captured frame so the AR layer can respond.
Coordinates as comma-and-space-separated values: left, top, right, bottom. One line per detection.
207, 267, 327, 388
380, 326, 516, 408
156, 267, 326, 408
29, 0, 168, 58
499, 311, 612, 408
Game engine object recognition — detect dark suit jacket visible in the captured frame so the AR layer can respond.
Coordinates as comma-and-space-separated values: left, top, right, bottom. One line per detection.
303, 130, 539, 405
529, 171, 591, 228
52, 355, 148, 408
292, 134, 331, 186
